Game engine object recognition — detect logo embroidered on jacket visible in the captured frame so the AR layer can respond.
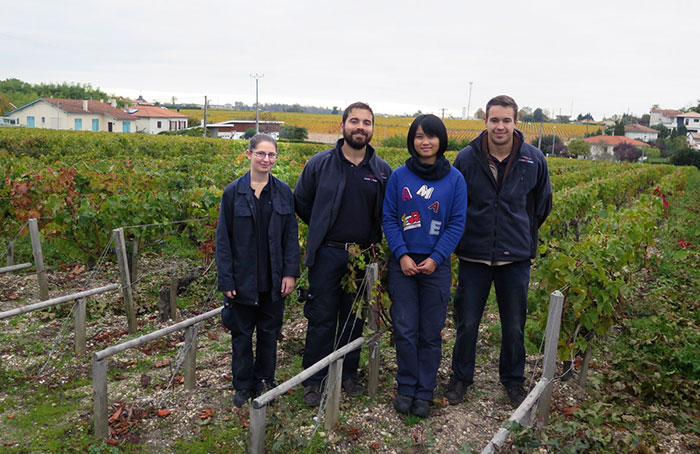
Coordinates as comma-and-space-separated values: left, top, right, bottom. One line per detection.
401, 187, 413, 201
364, 174, 378, 182
416, 184, 435, 199
428, 201, 439, 213
429, 220, 442, 235
402, 211, 421, 231
518, 156, 534, 164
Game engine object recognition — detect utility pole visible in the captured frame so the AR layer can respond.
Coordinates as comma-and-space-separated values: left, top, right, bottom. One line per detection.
537, 120, 543, 151
466, 81, 473, 120
441, 108, 446, 120
203, 95, 208, 138
250, 73, 264, 133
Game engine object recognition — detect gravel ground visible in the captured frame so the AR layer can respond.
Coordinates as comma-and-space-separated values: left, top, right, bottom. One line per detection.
1, 260, 697, 453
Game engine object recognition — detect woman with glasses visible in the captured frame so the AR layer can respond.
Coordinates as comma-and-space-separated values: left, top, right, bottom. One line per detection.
382, 115, 467, 417
216, 133, 300, 407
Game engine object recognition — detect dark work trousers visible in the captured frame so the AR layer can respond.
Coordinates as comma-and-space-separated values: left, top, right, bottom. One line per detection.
221, 291, 284, 393
388, 254, 452, 401
302, 245, 364, 386
450, 259, 531, 387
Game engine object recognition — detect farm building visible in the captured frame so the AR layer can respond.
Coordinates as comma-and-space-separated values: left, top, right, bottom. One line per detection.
124, 105, 189, 134
205, 120, 284, 139
583, 136, 647, 159
3, 98, 135, 133
624, 124, 659, 142
650, 108, 682, 128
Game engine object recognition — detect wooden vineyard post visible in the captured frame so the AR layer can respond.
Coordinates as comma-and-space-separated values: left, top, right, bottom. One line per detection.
92, 358, 109, 439
169, 271, 179, 321
6, 241, 14, 270
74, 298, 87, 356
113, 228, 137, 334
183, 325, 197, 390
130, 237, 139, 289
537, 290, 564, 424
249, 404, 266, 454
325, 358, 343, 432
366, 263, 380, 396
29, 218, 49, 300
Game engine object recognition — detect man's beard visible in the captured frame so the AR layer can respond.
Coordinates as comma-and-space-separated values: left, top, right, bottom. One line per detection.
343, 127, 373, 150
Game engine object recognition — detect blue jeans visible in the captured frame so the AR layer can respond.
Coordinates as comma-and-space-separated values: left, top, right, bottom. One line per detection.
450, 259, 531, 386
388, 254, 451, 400
222, 291, 284, 393
302, 246, 364, 386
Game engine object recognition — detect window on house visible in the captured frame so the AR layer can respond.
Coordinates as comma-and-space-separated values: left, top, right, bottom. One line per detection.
157, 121, 162, 128
27, 116, 35, 128
92, 119, 99, 131
122, 122, 131, 133
75, 118, 82, 130
41, 117, 46, 124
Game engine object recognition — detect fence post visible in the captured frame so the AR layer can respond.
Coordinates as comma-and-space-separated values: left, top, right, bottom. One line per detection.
130, 237, 139, 289
113, 228, 137, 334
537, 290, 564, 424
183, 324, 197, 390
5, 241, 14, 271
74, 298, 87, 356
249, 405, 267, 454
325, 358, 343, 432
366, 263, 380, 396
169, 271, 179, 321
92, 358, 109, 439
28, 218, 49, 300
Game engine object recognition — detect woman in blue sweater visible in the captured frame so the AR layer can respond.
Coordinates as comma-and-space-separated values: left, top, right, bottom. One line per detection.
382, 114, 467, 417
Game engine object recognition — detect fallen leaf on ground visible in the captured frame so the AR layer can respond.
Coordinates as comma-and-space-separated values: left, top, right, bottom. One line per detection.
155, 360, 170, 368
157, 409, 171, 417
7, 413, 15, 419
198, 408, 215, 419
108, 407, 123, 423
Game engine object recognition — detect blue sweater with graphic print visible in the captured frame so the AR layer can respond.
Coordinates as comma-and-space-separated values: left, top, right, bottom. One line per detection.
382, 165, 467, 265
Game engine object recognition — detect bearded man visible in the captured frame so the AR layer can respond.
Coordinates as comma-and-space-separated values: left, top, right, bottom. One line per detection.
294, 102, 392, 406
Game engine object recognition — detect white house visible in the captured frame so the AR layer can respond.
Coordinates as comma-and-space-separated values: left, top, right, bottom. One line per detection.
675, 112, 700, 134
624, 124, 659, 142
583, 135, 647, 159
3, 98, 135, 132
650, 108, 682, 128
688, 132, 700, 150
124, 105, 189, 134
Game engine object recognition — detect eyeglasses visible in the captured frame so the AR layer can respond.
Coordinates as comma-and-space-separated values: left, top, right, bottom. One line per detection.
252, 151, 278, 160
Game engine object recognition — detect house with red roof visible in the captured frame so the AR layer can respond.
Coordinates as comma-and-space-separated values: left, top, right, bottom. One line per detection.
624, 124, 659, 142
3, 98, 135, 132
583, 135, 647, 160
124, 105, 189, 134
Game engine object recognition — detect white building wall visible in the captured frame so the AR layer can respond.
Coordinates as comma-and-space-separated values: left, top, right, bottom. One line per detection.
625, 131, 658, 142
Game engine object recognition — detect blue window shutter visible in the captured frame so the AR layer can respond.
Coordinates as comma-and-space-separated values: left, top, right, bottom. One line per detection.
27, 116, 35, 128
92, 119, 99, 131
75, 118, 82, 130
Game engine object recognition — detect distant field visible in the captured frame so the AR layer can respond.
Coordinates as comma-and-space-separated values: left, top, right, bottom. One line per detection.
181, 109, 603, 144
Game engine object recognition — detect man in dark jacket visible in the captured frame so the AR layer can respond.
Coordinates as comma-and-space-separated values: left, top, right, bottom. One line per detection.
294, 102, 391, 406
445, 95, 552, 408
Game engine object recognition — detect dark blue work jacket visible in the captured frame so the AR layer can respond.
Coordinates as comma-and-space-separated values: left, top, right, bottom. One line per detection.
215, 172, 300, 306
453, 130, 552, 263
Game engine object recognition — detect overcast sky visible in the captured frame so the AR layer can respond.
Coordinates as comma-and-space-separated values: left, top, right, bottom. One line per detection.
2, 0, 698, 120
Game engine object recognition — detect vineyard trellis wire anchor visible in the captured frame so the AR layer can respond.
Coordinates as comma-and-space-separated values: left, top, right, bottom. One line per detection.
113, 228, 137, 334
29, 218, 49, 300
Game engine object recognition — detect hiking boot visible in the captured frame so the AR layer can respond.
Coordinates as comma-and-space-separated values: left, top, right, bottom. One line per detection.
505, 384, 528, 408
303, 384, 321, 407
444, 377, 469, 405
411, 398, 430, 418
342, 377, 366, 397
393, 394, 413, 414
233, 389, 251, 408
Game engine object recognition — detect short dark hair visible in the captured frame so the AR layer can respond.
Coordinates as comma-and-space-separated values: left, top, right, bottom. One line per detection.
249, 133, 277, 152
342, 102, 374, 124
407, 114, 448, 157
485, 95, 518, 120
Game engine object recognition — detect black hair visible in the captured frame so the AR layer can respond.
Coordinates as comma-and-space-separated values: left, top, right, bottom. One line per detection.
406, 114, 448, 158
249, 133, 277, 152
342, 102, 374, 124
